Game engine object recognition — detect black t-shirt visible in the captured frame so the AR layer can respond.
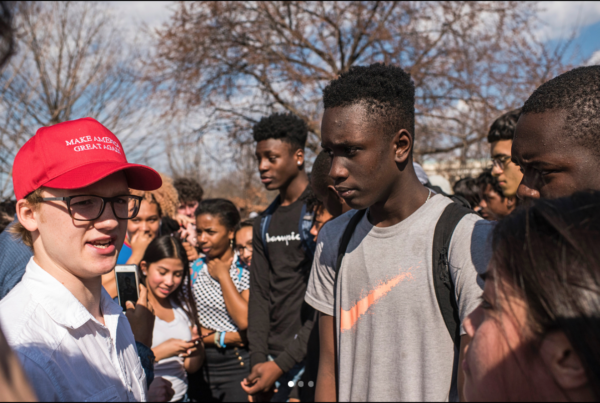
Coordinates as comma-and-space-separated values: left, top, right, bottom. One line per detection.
248, 187, 317, 376
264, 195, 313, 352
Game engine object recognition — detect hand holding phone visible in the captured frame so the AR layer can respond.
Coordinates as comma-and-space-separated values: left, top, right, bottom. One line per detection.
124, 283, 155, 348
154, 338, 197, 361
115, 265, 140, 311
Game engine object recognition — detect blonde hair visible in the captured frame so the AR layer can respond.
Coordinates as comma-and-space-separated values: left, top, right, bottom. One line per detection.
129, 173, 179, 219
9, 188, 43, 249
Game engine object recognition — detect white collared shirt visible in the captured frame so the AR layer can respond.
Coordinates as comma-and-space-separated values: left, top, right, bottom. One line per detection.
0, 258, 147, 402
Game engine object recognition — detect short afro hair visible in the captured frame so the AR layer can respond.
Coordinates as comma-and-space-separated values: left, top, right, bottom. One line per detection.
521, 66, 600, 153
310, 151, 333, 200
323, 63, 415, 139
174, 177, 204, 204
487, 108, 521, 143
252, 112, 308, 151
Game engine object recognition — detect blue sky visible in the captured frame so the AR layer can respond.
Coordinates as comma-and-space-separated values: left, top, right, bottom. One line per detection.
568, 20, 600, 64
536, 1, 600, 64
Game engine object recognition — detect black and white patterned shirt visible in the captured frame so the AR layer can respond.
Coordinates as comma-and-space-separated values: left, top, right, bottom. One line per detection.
191, 253, 250, 332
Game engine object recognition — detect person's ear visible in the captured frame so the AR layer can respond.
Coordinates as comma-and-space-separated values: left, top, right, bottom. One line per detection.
393, 129, 412, 165
16, 199, 39, 232
506, 196, 517, 210
540, 331, 588, 391
295, 148, 305, 168
140, 261, 148, 276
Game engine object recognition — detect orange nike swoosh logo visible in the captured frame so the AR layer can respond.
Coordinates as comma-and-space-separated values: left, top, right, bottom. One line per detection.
340, 269, 415, 333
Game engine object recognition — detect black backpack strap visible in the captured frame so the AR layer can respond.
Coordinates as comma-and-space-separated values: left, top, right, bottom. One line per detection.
298, 202, 316, 259
333, 209, 366, 398
432, 202, 473, 346
425, 184, 472, 209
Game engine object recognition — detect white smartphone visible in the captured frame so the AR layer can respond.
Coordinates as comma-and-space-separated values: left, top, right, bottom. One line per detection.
114, 264, 140, 311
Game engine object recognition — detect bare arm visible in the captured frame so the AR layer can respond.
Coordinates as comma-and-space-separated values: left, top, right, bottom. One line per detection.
458, 334, 471, 402
184, 354, 203, 374
152, 339, 195, 362
218, 274, 249, 330
184, 348, 204, 374
126, 231, 154, 265
315, 313, 337, 402
201, 327, 246, 347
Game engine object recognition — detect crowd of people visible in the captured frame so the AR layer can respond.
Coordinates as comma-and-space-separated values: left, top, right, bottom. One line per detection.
0, 3, 600, 402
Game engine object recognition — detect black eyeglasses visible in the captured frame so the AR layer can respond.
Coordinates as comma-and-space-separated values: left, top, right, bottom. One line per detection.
235, 244, 253, 254
41, 195, 143, 221
491, 155, 512, 170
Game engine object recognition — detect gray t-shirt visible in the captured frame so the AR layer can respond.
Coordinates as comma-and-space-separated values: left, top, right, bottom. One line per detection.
305, 195, 494, 402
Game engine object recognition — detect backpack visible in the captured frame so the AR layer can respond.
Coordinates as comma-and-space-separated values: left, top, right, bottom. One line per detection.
260, 196, 316, 263
425, 184, 472, 210
191, 255, 247, 286
334, 200, 473, 348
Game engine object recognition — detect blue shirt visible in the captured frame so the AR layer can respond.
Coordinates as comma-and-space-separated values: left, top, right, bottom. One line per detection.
0, 217, 33, 300
117, 241, 132, 265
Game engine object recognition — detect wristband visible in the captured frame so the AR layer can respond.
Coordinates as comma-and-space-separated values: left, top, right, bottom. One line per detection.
214, 331, 221, 348
220, 331, 227, 349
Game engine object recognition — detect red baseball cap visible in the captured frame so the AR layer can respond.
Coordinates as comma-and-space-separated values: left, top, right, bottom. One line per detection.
13, 117, 162, 200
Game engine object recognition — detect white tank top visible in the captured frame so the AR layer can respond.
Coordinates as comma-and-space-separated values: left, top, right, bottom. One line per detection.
151, 303, 192, 402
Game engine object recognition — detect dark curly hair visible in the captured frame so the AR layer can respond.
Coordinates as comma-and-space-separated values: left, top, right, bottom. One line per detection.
323, 63, 415, 140
174, 177, 204, 204
252, 112, 308, 151
477, 169, 504, 200
521, 66, 600, 154
487, 108, 521, 143
195, 198, 241, 232
304, 184, 321, 214
453, 177, 481, 209
236, 218, 254, 234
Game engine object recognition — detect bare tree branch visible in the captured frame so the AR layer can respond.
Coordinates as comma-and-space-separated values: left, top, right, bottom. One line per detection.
0, 1, 153, 198
145, 1, 573, 169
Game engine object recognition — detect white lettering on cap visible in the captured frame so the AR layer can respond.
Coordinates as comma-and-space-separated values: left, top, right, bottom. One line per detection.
66, 136, 122, 155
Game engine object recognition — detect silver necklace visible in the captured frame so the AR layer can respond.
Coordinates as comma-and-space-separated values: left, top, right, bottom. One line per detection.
426, 188, 432, 203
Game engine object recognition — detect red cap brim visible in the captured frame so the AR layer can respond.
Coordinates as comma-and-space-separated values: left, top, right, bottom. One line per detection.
43, 161, 162, 191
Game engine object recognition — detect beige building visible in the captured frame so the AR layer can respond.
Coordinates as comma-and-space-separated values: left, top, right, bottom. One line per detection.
421, 158, 490, 186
